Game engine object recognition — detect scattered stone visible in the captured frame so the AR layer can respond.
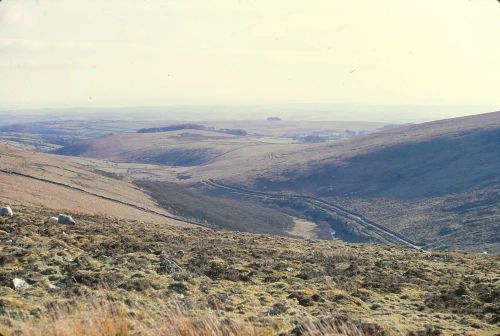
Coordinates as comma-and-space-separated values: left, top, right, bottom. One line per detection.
158, 257, 183, 274
0, 206, 13, 217
173, 249, 185, 257
12, 278, 32, 291
47, 283, 59, 290
62, 256, 76, 264
58, 214, 76, 225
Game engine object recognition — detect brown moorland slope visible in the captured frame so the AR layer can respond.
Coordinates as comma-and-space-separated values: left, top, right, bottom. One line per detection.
0, 142, 189, 227
186, 111, 500, 183
52, 129, 252, 166
34, 112, 500, 252
239, 112, 500, 253
0, 206, 498, 335
0, 142, 311, 239
155, 112, 498, 252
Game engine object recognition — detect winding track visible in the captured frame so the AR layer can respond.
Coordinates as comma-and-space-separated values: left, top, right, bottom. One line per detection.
0, 169, 212, 229
0, 167, 420, 248
203, 179, 421, 249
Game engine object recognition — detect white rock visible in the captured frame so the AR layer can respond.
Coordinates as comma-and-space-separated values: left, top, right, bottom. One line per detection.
49, 217, 59, 224
58, 214, 76, 225
12, 278, 32, 290
0, 206, 13, 217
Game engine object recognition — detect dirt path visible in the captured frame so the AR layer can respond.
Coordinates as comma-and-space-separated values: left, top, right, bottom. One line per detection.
0, 168, 211, 229
203, 179, 421, 249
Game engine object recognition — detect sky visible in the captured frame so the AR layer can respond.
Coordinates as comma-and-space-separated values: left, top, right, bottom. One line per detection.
0, 0, 499, 121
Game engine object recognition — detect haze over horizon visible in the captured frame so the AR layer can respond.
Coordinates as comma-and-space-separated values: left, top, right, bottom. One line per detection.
1, 0, 499, 122
2, 104, 500, 124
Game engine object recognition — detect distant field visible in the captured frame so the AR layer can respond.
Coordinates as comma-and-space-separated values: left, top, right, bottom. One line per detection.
0, 119, 387, 152
52, 129, 266, 166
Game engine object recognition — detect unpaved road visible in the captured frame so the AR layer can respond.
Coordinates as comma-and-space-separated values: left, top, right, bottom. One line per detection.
0, 168, 211, 229
203, 179, 421, 249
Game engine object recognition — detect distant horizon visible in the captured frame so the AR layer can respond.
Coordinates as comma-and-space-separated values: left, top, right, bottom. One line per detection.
1, 104, 498, 124
1, 0, 499, 121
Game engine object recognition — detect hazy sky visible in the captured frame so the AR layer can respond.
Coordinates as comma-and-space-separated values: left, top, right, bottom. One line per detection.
1, 0, 499, 120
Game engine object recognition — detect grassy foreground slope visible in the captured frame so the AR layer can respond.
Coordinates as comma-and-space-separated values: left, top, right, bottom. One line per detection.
0, 207, 498, 335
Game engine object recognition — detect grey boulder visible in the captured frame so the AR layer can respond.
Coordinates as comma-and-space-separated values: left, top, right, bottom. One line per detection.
58, 214, 76, 225
0, 206, 13, 217
12, 278, 32, 290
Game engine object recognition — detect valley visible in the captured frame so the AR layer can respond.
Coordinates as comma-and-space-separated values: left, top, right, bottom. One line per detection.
1, 112, 499, 252
0, 111, 498, 335
201, 179, 420, 248
2, 2, 499, 334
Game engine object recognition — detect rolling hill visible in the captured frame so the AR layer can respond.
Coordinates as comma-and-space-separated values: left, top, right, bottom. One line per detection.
52, 129, 262, 166
219, 112, 500, 252
0, 142, 306, 239
116, 112, 496, 252
0, 142, 191, 227
0, 115, 498, 334
15, 112, 500, 252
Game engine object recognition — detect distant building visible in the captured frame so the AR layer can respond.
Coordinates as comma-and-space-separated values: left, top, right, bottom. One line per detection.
267, 117, 281, 121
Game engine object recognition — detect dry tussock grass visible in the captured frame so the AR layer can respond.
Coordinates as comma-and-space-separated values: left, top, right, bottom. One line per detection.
6, 300, 265, 336
1, 207, 498, 335
1, 300, 377, 336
